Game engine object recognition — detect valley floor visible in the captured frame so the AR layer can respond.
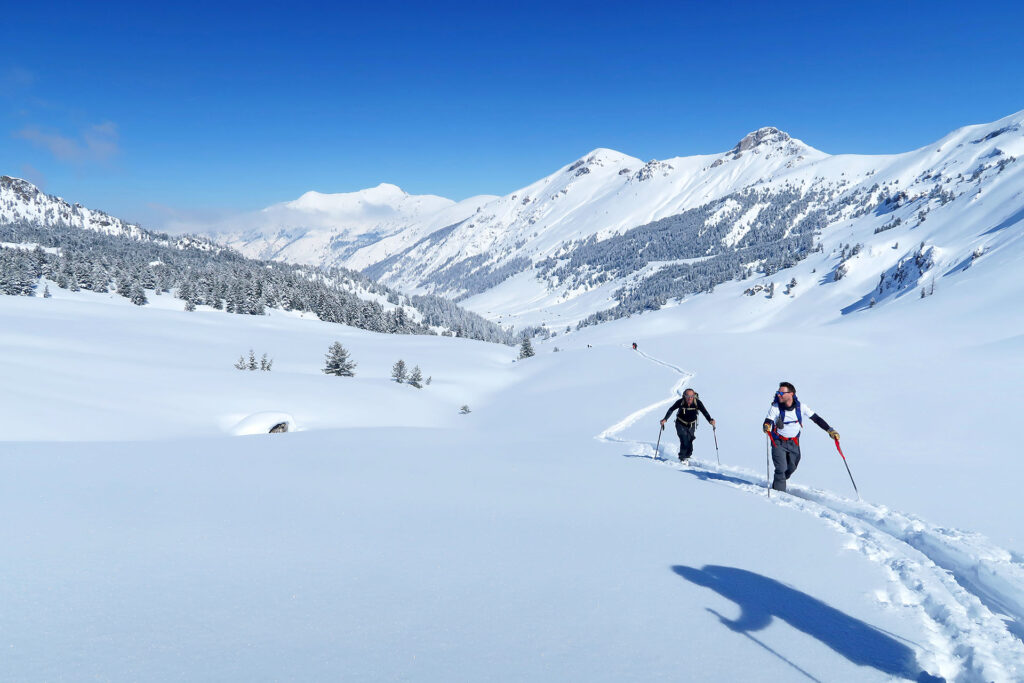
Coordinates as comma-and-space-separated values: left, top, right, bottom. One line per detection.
1, 292, 1022, 681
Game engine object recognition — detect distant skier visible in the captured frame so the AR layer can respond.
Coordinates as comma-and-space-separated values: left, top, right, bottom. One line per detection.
762, 382, 840, 492
660, 389, 715, 462
632, 342, 637, 350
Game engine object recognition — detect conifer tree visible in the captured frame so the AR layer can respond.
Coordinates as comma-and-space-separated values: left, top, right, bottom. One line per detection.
130, 283, 147, 305
409, 365, 423, 388
518, 335, 535, 359
323, 342, 356, 377
391, 359, 408, 383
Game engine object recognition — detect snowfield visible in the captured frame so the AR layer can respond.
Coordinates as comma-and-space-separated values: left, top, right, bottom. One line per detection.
2, 267, 1022, 680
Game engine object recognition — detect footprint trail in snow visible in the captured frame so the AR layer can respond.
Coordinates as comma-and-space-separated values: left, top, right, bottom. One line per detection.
597, 346, 1024, 682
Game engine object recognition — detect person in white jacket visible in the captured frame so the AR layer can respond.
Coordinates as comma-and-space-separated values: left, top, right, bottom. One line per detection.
761, 381, 839, 492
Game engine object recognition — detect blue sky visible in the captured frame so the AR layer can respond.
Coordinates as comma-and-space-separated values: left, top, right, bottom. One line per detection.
2, 1, 1022, 228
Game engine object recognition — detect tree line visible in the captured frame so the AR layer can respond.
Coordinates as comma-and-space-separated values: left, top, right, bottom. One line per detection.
0, 219, 516, 344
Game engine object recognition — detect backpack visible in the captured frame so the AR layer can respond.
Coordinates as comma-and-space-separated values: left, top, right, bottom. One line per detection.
677, 391, 701, 424
772, 394, 802, 430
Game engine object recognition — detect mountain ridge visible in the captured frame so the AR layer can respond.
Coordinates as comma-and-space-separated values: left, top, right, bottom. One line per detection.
6, 109, 1024, 335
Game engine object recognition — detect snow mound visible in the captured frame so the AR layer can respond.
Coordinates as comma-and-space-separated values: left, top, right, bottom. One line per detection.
229, 411, 297, 436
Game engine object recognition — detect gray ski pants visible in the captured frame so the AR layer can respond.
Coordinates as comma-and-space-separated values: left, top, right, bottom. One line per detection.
771, 437, 801, 492
675, 421, 697, 460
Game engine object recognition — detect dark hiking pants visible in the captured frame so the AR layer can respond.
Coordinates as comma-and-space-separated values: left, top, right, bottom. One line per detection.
771, 438, 801, 491
676, 421, 697, 460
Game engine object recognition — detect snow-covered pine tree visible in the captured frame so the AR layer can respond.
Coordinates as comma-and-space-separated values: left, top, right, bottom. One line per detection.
391, 360, 408, 383
260, 354, 273, 371
519, 335, 535, 359
129, 283, 147, 305
116, 274, 132, 297
323, 342, 356, 377
247, 349, 258, 371
234, 355, 246, 370
409, 366, 423, 388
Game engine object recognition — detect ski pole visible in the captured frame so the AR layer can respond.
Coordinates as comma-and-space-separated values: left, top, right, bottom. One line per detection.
766, 434, 772, 498
712, 425, 721, 466
654, 424, 664, 460
833, 438, 860, 499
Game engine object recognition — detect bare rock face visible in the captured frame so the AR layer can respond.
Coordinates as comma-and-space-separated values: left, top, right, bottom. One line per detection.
710, 127, 804, 166
1, 175, 40, 203
269, 422, 289, 433
731, 127, 792, 155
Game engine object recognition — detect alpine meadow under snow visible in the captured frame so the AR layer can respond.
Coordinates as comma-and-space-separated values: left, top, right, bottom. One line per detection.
2, 110, 1024, 681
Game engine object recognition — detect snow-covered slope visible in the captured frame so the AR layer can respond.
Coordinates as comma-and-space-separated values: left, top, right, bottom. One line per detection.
363, 128, 825, 286
391, 111, 1024, 330
2, 270, 1022, 680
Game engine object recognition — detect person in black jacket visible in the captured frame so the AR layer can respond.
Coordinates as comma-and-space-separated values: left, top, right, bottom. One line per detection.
660, 389, 715, 462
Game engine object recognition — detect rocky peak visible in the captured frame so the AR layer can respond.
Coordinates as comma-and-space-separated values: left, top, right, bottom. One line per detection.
731, 127, 792, 155
710, 127, 810, 168
1, 175, 41, 203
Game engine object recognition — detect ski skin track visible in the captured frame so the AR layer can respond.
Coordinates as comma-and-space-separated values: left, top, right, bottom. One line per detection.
596, 347, 1024, 682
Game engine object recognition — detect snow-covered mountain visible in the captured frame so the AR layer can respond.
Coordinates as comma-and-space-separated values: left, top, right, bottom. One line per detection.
213, 111, 1024, 331
1, 174, 146, 239
0, 179, 516, 344
214, 182, 496, 266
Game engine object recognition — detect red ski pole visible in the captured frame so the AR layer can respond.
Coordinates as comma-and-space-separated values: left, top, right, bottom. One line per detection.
833, 438, 860, 499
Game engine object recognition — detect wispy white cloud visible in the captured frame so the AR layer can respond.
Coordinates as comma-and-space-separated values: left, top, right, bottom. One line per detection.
138, 203, 244, 234
14, 121, 120, 163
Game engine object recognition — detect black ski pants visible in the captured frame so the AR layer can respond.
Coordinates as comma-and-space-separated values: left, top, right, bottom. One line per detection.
771, 437, 801, 492
675, 421, 697, 460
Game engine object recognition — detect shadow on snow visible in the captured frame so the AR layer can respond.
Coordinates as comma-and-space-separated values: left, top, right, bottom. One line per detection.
672, 564, 944, 682
622, 453, 761, 489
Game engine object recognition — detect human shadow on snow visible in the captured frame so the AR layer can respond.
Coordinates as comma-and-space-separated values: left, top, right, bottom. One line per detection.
622, 454, 759, 489
672, 564, 944, 682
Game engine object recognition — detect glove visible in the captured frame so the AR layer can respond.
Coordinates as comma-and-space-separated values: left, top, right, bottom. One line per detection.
828, 430, 840, 440
762, 422, 772, 434
660, 419, 666, 428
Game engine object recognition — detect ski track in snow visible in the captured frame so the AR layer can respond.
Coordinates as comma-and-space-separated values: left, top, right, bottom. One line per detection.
596, 347, 1024, 682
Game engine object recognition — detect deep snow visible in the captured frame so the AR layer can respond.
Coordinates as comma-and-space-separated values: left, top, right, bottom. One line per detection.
2, 279, 1022, 680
